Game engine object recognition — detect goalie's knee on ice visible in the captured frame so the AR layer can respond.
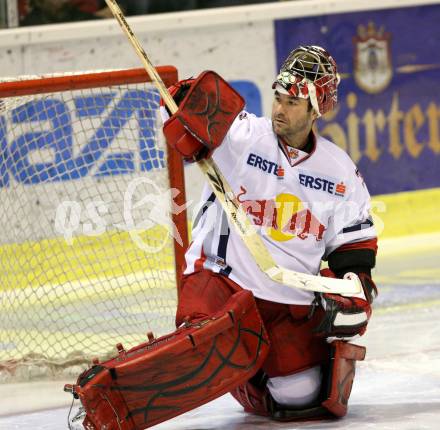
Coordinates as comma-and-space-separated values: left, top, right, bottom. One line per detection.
231, 340, 366, 421
267, 366, 322, 408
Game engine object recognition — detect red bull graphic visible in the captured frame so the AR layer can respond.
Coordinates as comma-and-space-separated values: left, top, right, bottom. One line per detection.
237, 186, 326, 242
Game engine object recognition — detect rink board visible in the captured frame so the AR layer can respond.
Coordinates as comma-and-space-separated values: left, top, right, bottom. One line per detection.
0, 226, 176, 291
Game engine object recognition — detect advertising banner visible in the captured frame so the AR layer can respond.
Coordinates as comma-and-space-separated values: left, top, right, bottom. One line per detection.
275, 4, 440, 194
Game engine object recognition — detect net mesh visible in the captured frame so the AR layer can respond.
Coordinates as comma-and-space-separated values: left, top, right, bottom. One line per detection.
0, 68, 184, 382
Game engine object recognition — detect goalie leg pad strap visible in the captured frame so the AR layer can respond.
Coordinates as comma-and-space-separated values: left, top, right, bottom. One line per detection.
72, 289, 269, 430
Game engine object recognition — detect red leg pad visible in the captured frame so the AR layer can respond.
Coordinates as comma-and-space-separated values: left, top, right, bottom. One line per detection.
71, 289, 269, 430
322, 340, 366, 417
256, 299, 330, 376
231, 341, 366, 421
176, 270, 243, 325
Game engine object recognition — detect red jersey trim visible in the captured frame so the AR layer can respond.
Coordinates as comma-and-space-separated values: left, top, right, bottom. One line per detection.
292, 131, 317, 167
278, 131, 317, 167
335, 238, 378, 254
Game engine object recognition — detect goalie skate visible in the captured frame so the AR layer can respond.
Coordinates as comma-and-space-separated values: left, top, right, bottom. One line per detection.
68, 405, 86, 430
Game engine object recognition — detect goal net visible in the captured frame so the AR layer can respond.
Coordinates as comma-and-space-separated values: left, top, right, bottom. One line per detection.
0, 66, 188, 382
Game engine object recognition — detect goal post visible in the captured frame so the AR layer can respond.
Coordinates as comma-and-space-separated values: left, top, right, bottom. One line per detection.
0, 66, 189, 382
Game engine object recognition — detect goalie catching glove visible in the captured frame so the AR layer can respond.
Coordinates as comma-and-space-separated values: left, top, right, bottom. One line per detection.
314, 269, 378, 341
162, 71, 245, 161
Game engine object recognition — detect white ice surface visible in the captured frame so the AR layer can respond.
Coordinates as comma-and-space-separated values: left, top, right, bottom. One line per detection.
1, 233, 440, 429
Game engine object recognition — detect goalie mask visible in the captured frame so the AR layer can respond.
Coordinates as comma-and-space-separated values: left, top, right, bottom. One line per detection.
273, 45, 340, 117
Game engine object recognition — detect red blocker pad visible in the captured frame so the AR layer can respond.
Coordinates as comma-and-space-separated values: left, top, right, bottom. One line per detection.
163, 70, 245, 158
322, 340, 366, 417
69, 290, 269, 430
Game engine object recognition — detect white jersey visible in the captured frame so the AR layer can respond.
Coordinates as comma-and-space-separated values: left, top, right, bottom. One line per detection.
184, 112, 377, 305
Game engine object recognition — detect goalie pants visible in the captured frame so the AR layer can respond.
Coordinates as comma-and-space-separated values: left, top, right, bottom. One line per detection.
176, 269, 330, 402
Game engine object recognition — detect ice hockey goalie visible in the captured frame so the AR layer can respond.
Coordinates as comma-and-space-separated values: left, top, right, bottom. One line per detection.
66, 45, 378, 428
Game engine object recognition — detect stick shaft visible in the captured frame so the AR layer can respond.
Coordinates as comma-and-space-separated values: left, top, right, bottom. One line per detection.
103, 0, 360, 295
105, 0, 178, 114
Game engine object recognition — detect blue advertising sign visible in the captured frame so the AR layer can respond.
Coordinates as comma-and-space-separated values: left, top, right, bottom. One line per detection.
275, 4, 440, 195
0, 80, 261, 188
0, 89, 164, 187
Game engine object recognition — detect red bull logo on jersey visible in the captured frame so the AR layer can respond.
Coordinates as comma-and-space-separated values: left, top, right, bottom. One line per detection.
237, 186, 325, 242
298, 171, 347, 198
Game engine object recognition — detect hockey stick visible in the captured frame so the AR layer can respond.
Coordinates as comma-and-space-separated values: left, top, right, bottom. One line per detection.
103, 0, 361, 295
